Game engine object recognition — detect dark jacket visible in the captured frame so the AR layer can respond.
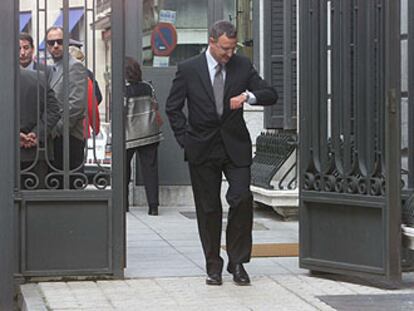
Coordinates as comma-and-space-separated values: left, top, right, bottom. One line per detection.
20, 69, 60, 162
166, 52, 278, 166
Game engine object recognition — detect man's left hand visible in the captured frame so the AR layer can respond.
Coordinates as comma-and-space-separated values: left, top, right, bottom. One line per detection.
230, 93, 247, 110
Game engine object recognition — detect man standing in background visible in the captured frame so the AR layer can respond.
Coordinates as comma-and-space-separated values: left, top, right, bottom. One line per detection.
19, 32, 35, 69
46, 26, 86, 188
20, 68, 60, 189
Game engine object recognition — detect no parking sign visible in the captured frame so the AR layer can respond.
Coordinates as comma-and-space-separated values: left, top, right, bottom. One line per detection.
151, 22, 178, 56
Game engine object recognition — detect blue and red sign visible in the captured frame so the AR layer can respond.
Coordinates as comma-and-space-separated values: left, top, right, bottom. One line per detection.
151, 22, 178, 56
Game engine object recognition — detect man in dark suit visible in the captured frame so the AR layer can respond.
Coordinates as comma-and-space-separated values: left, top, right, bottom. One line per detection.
19, 33, 52, 82
20, 69, 60, 189
19, 32, 36, 70
166, 20, 278, 286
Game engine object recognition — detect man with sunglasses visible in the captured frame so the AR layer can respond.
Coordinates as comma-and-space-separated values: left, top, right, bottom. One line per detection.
46, 26, 87, 188
166, 20, 278, 286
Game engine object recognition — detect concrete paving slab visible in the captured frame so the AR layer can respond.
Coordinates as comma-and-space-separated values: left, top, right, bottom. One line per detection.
20, 204, 414, 310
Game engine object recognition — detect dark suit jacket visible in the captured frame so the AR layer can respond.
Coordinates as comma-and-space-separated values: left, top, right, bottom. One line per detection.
32, 61, 53, 84
166, 52, 278, 166
20, 69, 60, 162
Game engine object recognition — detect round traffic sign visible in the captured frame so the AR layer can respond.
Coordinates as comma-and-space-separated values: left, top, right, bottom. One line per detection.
151, 22, 178, 56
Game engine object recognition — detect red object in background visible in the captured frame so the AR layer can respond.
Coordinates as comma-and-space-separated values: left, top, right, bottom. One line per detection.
84, 78, 100, 138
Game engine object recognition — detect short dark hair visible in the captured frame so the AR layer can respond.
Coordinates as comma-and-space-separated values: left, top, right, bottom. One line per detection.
19, 32, 34, 48
46, 26, 64, 37
125, 57, 142, 82
209, 20, 237, 40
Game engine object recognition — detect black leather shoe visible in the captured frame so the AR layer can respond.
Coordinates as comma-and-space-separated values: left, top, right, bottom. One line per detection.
206, 273, 222, 286
148, 205, 158, 216
227, 263, 250, 286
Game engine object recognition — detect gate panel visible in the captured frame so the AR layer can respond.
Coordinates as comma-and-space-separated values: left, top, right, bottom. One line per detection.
20, 192, 112, 275
15, 0, 125, 278
299, 0, 402, 285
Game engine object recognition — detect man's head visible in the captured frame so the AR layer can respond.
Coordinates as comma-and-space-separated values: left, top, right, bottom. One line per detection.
19, 32, 34, 68
46, 26, 64, 61
208, 20, 237, 65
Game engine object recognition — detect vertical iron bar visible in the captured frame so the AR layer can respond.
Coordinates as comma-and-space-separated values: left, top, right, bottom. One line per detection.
63, 0, 70, 189
84, 0, 93, 169
384, 0, 401, 285
331, 0, 343, 173
299, 0, 312, 174
319, 0, 328, 174
0, 0, 16, 308
299, 0, 311, 260
283, 0, 293, 129
111, 0, 125, 277
355, 0, 367, 178
377, 0, 386, 176
342, 0, 353, 175
363, 0, 376, 179
310, 0, 321, 172
125, 0, 141, 59
408, 0, 414, 188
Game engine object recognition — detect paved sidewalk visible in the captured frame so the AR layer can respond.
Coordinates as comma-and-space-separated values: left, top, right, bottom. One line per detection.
20, 205, 414, 310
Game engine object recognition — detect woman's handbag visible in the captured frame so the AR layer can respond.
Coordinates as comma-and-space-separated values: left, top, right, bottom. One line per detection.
125, 81, 163, 149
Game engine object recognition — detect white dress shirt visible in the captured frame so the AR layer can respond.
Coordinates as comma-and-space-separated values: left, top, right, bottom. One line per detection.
205, 47, 256, 104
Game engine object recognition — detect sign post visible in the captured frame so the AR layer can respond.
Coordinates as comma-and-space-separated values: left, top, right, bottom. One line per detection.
151, 22, 177, 67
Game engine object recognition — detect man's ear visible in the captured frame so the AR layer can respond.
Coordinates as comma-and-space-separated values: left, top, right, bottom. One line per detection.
208, 37, 215, 45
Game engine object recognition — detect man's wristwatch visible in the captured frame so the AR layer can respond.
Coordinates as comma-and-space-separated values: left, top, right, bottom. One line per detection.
243, 91, 250, 103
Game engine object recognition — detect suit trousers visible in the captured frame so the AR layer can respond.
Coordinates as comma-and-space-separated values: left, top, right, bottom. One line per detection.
188, 142, 253, 275
126, 142, 159, 208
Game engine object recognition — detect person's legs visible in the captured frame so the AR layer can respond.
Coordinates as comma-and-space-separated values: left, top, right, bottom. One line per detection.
126, 148, 136, 211
137, 143, 159, 215
223, 163, 253, 265
189, 161, 224, 276
68, 135, 85, 189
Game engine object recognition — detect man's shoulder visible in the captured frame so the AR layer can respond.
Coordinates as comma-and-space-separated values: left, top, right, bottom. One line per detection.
21, 68, 46, 79
20, 69, 46, 89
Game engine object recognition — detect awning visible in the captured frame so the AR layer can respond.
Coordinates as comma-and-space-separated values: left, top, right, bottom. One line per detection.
39, 8, 84, 50
20, 12, 32, 31
53, 8, 84, 31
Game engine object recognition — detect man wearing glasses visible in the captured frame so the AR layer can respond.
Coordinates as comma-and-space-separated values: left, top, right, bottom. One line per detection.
46, 26, 86, 188
166, 20, 278, 286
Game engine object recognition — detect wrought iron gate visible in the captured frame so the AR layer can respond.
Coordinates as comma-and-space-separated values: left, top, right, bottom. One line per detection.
299, 0, 402, 286
13, 0, 125, 279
